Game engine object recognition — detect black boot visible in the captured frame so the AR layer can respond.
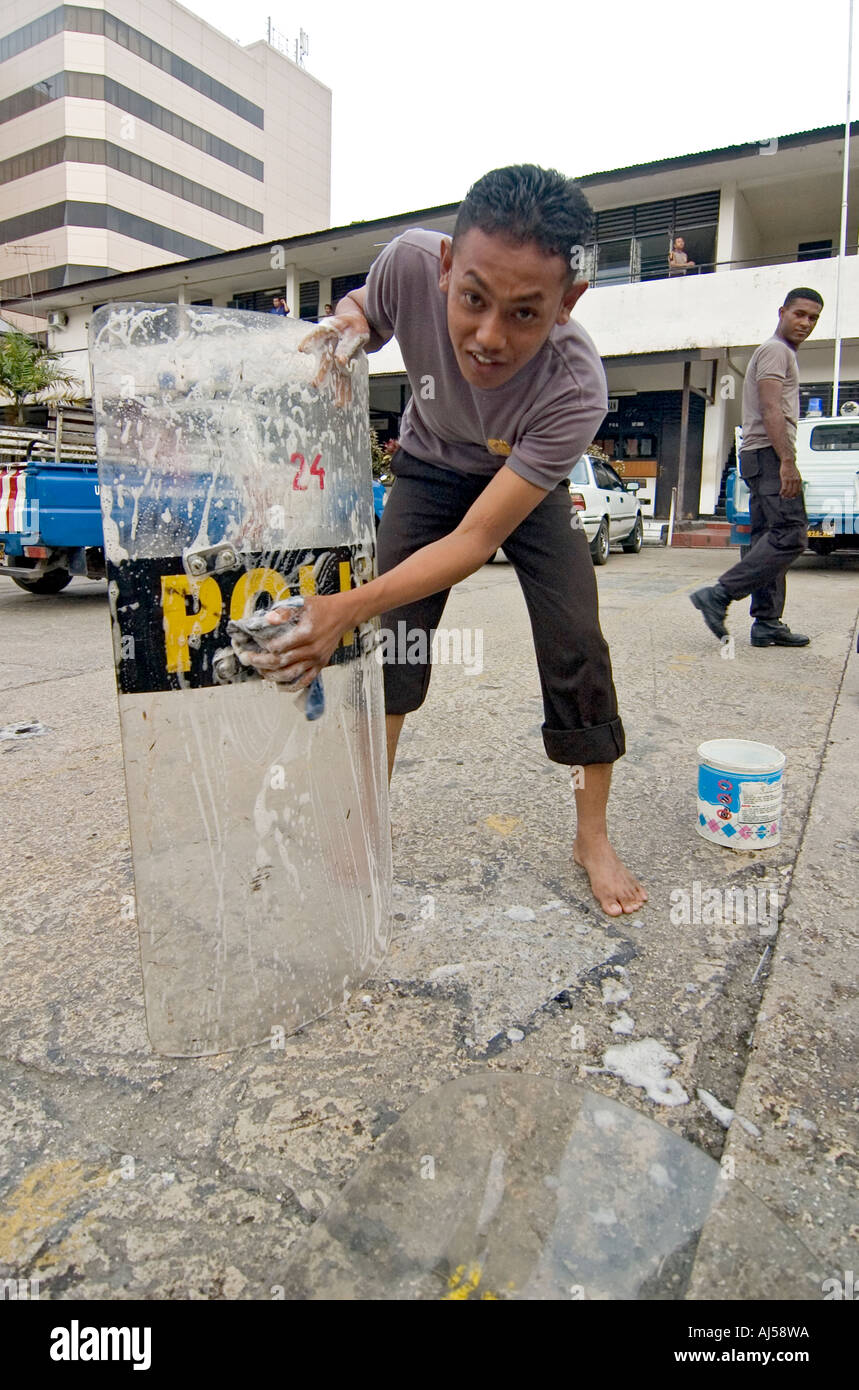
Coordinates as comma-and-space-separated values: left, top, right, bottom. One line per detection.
750, 620, 810, 647
690, 581, 732, 639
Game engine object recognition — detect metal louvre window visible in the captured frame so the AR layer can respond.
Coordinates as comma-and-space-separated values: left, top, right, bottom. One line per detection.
0, 7, 264, 129
331, 272, 368, 301
299, 281, 320, 318
0, 202, 219, 258
0, 138, 263, 231
229, 288, 289, 312
594, 191, 720, 241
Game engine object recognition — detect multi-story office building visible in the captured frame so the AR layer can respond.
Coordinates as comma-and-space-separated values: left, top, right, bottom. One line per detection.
5, 122, 858, 517
0, 1, 331, 301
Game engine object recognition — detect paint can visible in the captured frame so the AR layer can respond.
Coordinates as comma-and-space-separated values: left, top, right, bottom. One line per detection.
697, 738, 785, 850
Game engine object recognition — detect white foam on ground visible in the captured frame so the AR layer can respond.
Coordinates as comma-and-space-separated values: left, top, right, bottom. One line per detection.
610, 1011, 635, 1035
697, 1087, 735, 1128
603, 1039, 690, 1106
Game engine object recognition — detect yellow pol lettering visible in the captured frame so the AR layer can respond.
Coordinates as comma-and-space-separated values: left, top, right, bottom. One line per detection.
230, 567, 291, 619
161, 575, 222, 674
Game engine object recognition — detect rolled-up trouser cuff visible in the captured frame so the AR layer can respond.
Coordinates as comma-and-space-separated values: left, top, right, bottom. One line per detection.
543, 717, 626, 767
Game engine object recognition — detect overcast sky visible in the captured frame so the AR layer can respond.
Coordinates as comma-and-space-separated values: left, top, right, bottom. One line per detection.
183, 0, 855, 226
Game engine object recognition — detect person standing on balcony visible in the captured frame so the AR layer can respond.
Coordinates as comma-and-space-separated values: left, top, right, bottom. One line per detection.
690, 287, 824, 647
668, 236, 696, 275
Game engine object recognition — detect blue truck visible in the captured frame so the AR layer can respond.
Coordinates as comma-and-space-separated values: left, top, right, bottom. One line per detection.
0, 419, 104, 593
0, 418, 389, 595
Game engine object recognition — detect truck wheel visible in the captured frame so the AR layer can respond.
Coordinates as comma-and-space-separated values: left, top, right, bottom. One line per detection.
11, 568, 73, 594
808, 538, 834, 557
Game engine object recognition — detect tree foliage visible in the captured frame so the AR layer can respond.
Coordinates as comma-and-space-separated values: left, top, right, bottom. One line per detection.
0, 331, 84, 423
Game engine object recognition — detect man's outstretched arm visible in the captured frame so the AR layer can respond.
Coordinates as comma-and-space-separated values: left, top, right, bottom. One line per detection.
243, 466, 549, 685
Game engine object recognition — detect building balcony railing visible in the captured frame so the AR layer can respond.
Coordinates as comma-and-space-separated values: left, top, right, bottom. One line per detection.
586, 244, 858, 288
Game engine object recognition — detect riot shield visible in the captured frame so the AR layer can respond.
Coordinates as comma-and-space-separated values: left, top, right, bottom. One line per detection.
90, 304, 391, 1056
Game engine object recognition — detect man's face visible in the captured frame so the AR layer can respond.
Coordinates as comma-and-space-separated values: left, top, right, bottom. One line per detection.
778, 297, 821, 347
674, 238, 685, 250
439, 229, 587, 389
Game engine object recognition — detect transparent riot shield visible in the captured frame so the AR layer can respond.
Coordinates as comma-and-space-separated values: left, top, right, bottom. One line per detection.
280, 1074, 823, 1300
90, 304, 391, 1056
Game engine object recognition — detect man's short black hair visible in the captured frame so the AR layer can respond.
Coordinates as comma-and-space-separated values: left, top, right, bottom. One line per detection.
454, 165, 594, 281
783, 287, 824, 309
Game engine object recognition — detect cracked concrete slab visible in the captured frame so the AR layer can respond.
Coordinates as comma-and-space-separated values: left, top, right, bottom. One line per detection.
0, 549, 856, 1298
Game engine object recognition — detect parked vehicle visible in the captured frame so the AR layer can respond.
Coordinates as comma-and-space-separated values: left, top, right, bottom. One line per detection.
727, 418, 859, 556
568, 453, 644, 564
372, 478, 388, 525
0, 415, 391, 595
0, 415, 102, 593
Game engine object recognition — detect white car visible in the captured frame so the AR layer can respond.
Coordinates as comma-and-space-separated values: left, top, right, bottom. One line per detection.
568, 454, 644, 564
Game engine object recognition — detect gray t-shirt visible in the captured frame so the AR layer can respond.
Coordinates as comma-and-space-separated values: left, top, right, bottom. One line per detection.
742, 335, 800, 452
364, 229, 608, 489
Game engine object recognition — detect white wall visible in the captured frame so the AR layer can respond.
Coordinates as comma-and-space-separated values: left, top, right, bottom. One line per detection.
574, 256, 853, 356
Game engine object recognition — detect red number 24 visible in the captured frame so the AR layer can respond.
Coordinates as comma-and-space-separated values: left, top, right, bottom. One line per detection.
291, 452, 325, 490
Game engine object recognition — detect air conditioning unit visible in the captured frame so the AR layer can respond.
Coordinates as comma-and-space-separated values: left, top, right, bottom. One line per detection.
46, 311, 68, 329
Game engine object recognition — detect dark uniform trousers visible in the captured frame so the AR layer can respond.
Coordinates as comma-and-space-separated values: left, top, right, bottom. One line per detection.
718, 445, 807, 621
375, 449, 626, 767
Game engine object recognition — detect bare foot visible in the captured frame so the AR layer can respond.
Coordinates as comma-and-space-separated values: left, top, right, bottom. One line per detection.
573, 835, 647, 917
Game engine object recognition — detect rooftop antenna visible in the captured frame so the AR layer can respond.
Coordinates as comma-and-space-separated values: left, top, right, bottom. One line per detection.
296, 29, 309, 66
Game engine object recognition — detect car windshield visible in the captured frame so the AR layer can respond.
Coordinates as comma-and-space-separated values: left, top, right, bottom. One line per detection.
569, 457, 590, 484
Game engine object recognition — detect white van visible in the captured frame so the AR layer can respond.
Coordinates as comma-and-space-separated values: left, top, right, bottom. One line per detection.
732, 416, 859, 555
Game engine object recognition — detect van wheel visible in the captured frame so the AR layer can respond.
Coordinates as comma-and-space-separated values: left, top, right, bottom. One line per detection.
590, 518, 610, 565
11, 568, 73, 594
809, 538, 834, 556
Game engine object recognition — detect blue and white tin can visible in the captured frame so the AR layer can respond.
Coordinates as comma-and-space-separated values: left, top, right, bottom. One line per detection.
697, 738, 786, 850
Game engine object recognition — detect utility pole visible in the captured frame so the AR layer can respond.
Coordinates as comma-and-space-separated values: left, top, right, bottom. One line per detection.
832, 0, 854, 417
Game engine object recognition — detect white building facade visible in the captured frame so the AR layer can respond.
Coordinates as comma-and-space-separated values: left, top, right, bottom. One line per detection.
5, 123, 858, 517
0, 0, 331, 302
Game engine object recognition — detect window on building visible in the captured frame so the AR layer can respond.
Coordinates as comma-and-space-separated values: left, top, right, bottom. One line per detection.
331, 272, 368, 301
800, 381, 859, 416
299, 281, 320, 319
797, 240, 833, 262
588, 191, 720, 286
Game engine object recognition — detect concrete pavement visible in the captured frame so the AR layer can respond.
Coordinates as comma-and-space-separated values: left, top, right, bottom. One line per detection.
0, 544, 856, 1298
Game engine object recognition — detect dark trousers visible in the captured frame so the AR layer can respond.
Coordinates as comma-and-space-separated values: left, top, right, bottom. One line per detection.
718, 446, 807, 621
375, 450, 625, 766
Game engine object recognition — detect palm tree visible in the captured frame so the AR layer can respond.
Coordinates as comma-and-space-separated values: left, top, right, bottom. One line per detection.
0, 331, 84, 424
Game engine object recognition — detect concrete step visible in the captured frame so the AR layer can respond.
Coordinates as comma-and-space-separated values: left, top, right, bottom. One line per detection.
670, 529, 733, 548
